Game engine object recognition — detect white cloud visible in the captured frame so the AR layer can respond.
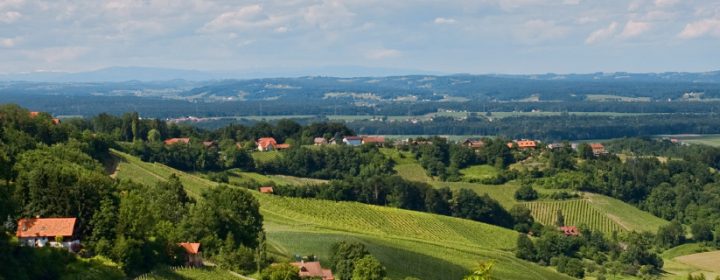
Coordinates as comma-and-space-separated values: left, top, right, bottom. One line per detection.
515, 19, 569, 43
654, 0, 679, 8
576, 16, 597, 24
303, 0, 355, 29
0, 37, 18, 47
202, 4, 285, 32
274, 26, 288, 33
22, 47, 89, 63
678, 18, 720, 39
434, 17, 457, 24
585, 22, 618, 44
365, 48, 401, 59
620, 20, 651, 38
0, 11, 21, 23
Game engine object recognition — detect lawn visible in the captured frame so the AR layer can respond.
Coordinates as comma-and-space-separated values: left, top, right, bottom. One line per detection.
671, 250, 720, 279
252, 150, 281, 163
394, 163, 434, 183
460, 164, 499, 180
112, 151, 573, 280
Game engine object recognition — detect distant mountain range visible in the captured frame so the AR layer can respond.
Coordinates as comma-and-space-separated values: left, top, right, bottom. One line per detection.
0, 66, 447, 82
2, 66, 719, 83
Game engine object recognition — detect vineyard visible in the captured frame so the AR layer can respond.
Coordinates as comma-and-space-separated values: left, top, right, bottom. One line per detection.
135, 266, 234, 280
112, 151, 574, 280
522, 199, 624, 234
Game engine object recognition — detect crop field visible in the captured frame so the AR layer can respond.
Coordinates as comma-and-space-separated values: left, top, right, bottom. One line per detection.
671, 251, 720, 279
522, 199, 624, 234
113, 151, 573, 280
394, 163, 434, 183
251, 150, 281, 163
664, 134, 720, 147
584, 193, 669, 233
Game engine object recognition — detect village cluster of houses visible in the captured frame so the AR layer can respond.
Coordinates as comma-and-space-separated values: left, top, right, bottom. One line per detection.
461, 138, 608, 156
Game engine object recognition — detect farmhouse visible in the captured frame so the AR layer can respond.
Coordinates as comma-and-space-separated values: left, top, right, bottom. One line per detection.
507, 139, 537, 149
260, 186, 274, 194
559, 226, 580, 237
178, 242, 203, 267
547, 143, 565, 150
463, 139, 485, 149
164, 138, 191, 145
314, 137, 328, 145
290, 261, 335, 280
589, 143, 607, 156
362, 136, 385, 146
342, 136, 362, 146
17, 217, 80, 251
257, 137, 278, 151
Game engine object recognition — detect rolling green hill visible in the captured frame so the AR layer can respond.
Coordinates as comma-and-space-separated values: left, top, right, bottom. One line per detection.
111, 150, 573, 280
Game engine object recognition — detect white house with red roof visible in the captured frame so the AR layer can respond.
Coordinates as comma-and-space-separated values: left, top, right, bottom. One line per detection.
290, 261, 335, 280
16, 217, 80, 251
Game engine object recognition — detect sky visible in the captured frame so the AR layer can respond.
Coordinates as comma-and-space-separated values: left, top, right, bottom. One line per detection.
0, 0, 719, 75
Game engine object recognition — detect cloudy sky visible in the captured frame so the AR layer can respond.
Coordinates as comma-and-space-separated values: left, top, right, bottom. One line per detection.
0, 0, 719, 74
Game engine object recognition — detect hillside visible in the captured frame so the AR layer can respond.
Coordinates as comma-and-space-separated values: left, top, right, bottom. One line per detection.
111, 150, 573, 280
389, 152, 670, 234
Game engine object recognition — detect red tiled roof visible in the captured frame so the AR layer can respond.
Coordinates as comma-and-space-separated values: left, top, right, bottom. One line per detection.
257, 137, 278, 149
517, 140, 537, 148
178, 242, 201, 255
276, 143, 291, 149
290, 262, 335, 280
17, 218, 76, 238
260, 186, 274, 193
164, 138, 191, 145
559, 226, 580, 236
29, 111, 40, 118
52, 118, 61, 125
362, 136, 385, 143
589, 143, 604, 150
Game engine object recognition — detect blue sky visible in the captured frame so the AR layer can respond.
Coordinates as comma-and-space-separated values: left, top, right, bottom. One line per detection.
0, 0, 719, 74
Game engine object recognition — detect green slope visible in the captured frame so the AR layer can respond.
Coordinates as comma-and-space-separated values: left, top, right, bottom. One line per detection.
111, 150, 573, 280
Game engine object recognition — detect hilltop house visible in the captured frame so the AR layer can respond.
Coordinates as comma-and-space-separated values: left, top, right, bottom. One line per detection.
257, 137, 278, 151
589, 143, 607, 156
343, 136, 362, 146
164, 138, 191, 145
290, 261, 335, 280
276, 143, 291, 150
29, 111, 61, 125
259, 186, 274, 194
17, 217, 80, 251
463, 139, 485, 150
362, 136, 385, 146
178, 242, 202, 267
314, 137, 328, 146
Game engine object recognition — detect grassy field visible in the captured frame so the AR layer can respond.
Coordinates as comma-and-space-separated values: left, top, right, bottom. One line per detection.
672, 251, 720, 278
112, 150, 573, 280
584, 193, 669, 233
252, 150, 281, 163
459, 165, 500, 180
137, 266, 235, 280
662, 134, 720, 147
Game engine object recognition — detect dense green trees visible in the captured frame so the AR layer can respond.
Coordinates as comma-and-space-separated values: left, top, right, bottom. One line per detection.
330, 241, 372, 280
259, 263, 301, 280
514, 185, 538, 201
351, 255, 386, 280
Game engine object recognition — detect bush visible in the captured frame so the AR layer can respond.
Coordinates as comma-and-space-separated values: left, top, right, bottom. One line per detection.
259, 263, 300, 280
514, 185, 539, 201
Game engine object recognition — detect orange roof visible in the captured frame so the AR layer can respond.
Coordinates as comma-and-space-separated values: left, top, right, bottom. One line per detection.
276, 143, 291, 149
559, 226, 580, 236
29, 111, 40, 118
164, 138, 191, 145
290, 262, 335, 280
52, 118, 61, 125
257, 137, 278, 149
589, 143, 604, 150
362, 136, 385, 143
178, 242, 201, 255
17, 218, 76, 238
260, 186, 274, 193
516, 140, 536, 148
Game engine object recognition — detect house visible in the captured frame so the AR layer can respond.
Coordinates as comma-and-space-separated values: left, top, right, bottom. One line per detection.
463, 139, 485, 149
290, 261, 335, 280
259, 186, 274, 194
29, 111, 61, 125
257, 137, 278, 151
17, 217, 80, 251
29, 111, 40, 118
314, 137, 328, 145
589, 143, 606, 156
362, 136, 385, 146
547, 143, 564, 150
508, 139, 537, 149
276, 143, 291, 150
202, 141, 217, 148
342, 136, 362, 146
164, 138, 191, 145
178, 242, 203, 267
559, 226, 580, 237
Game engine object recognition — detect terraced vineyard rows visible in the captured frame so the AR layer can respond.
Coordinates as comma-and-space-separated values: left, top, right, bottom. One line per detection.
522, 199, 624, 234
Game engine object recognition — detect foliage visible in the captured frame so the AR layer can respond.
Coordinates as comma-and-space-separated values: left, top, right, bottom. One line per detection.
259, 263, 301, 280
463, 260, 494, 280
514, 184, 538, 201
351, 255, 386, 280
330, 241, 370, 280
